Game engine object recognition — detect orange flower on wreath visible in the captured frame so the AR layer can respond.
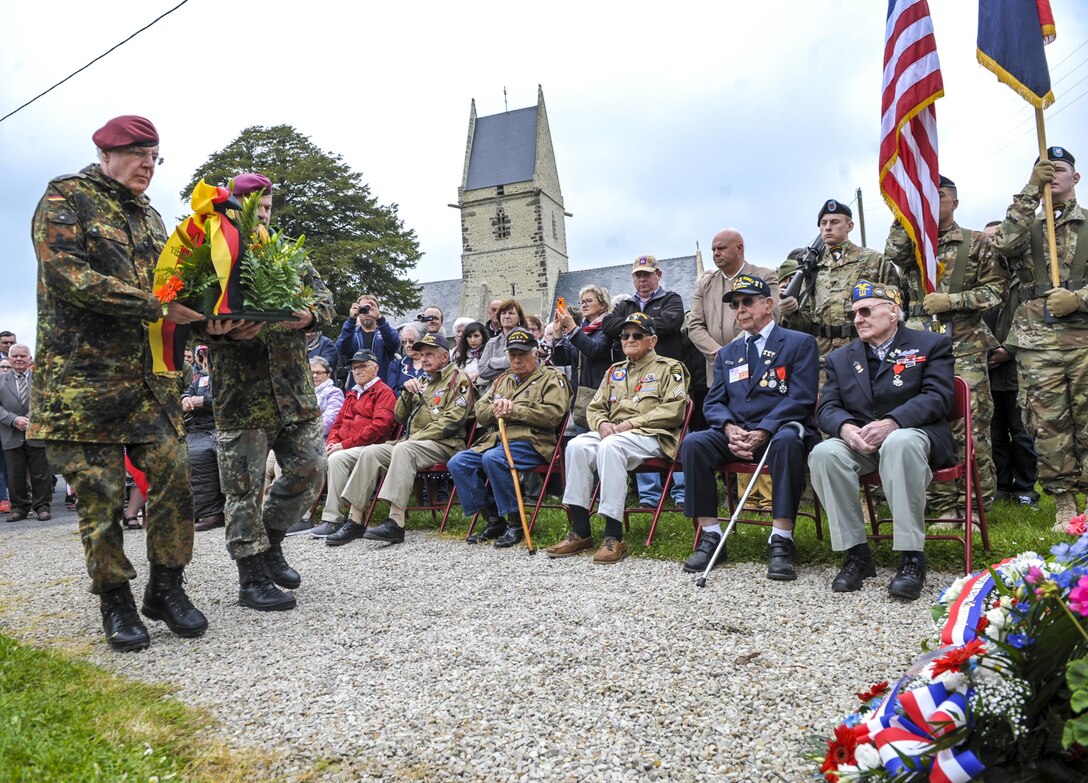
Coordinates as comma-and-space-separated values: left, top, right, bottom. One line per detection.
155, 274, 184, 305
820, 724, 858, 780
931, 638, 986, 678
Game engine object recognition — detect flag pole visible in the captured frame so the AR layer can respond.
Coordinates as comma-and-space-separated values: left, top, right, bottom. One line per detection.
1034, 107, 1062, 289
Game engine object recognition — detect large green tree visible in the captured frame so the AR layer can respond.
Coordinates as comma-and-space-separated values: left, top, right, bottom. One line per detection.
181, 125, 422, 320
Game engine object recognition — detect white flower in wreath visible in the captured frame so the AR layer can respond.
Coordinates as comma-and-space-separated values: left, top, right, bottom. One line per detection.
940, 574, 970, 605
985, 607, 1008, 631
934, 670, 967, 691
855, 743, 881, 771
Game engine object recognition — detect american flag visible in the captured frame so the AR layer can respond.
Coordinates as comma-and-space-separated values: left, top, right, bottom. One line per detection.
879, 0, 945, 294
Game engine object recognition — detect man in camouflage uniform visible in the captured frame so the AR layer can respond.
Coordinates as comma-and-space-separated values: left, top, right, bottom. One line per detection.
780, 199, 897, 361
325, 332, 473, 545
203, 172, 335, 611
547, 312, 690, 565
991, 147, 1088, 529
448, 328, 571, 548
884, 175, 1006, 517
30, 115, 208, 652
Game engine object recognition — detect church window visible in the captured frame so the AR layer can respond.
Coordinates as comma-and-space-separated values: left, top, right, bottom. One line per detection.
492, 207, 511, 239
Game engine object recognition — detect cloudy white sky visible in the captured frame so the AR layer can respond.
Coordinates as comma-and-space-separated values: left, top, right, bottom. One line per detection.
2, 1, 1087, 351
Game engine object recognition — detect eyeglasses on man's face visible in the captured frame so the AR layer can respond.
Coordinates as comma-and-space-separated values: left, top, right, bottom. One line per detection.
620, 332, 648, 342
853, 302, 892, 319
728, 295, 762, 310
119, 146, 164, 165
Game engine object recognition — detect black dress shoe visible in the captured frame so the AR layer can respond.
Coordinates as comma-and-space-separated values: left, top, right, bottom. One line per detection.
889, 551, 927, 601
832, 555, 878, 592
682, 531, 726, 573
141, 564, 208, 637
326, 520, 368, 547
363, 518, 405, 543
100, 583, 151, 652
493, 522, 524, 548
467, 517, 506, 544
766, 535, 797, 581
8, 511, 27, 522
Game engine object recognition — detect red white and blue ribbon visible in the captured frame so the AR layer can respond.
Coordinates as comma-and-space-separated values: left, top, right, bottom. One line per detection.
941, 558, 1014, 646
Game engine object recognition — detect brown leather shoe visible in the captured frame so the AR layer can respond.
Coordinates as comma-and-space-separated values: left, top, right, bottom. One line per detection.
592, 537, 629, 564
545, 531, 595, 559
195, 513, 225, 531
35, 510, 52, 521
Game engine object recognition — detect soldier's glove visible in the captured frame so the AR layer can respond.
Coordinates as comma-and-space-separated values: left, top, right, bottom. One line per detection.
1029, 160, 1056, 190
1046, 287, 1082, 317
922, 293, 953, 314
779, 295, 799, 316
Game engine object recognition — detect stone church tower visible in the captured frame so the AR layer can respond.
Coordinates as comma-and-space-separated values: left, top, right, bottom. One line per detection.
456, 86, 569, 320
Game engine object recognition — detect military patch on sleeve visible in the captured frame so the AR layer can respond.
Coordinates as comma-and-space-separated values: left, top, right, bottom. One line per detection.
460, 383, 469, 394
672, 371, 682, 383
672, 387, 685, 398
456, 396, 468, 408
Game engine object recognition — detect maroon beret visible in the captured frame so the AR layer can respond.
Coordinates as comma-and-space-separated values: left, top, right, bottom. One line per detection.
232, 173, 273, 197
92, 115, 159, 150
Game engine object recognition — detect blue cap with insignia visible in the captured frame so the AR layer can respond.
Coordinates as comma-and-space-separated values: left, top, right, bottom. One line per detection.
722, 274, 772, 303
852, 279, 901, 307
818, 198, 853, 224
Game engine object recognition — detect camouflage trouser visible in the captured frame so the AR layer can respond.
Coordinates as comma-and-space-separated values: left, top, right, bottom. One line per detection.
217, 418, 325, 560
928, 352, 997, 513
1017, 346, 1088, 495
46, 425, 194, 595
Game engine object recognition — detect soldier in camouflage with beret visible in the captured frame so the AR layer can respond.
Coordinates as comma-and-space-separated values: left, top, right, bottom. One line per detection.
780, 199, 898, 361
991, 147, 1088, 530
203, 173, 335, 611
30, 115, 208, 652
884, 175, 1006, 518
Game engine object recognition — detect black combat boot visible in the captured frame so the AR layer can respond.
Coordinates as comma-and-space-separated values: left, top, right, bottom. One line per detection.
467, 514, 506, 544
889, 551, 927, 601
100, 582, 151, 652
236, 554, 296, 611
263, 528, 301, 589
141, 564, 209, 637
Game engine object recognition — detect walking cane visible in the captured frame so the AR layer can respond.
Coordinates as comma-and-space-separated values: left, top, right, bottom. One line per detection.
498, 417, 535, 554
697, 421, 805, 587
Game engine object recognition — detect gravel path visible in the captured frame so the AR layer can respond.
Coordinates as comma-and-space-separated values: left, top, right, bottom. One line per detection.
0, 504, 950, 782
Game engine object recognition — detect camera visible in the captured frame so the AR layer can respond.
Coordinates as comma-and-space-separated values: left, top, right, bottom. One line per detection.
416, 313, 437, 323
360, 305, 371, 315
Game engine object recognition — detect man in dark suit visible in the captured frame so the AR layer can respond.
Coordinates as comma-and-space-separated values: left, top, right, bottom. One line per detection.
809, 281, 954, 600
0, 344, 52, 521
681, 275, 819, 580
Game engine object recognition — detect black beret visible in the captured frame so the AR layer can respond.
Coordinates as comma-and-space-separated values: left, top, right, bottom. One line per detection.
818, 198, 852, 224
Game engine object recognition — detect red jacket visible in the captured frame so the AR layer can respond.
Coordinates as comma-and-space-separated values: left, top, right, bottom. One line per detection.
327, 380, 397, 449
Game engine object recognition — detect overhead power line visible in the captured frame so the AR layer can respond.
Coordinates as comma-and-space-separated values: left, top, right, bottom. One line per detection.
0, 0, 190, 125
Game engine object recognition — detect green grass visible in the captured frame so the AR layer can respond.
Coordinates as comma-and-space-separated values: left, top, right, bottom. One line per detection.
0, 634, 276, 783
393, 486, 1073, 575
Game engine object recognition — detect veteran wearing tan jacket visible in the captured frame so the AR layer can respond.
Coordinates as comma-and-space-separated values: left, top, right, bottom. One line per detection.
547, 313, 690, 564
326, 333, 473, 546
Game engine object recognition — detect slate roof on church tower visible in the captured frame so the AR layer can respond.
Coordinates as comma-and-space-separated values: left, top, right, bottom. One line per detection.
465, 106, 539, 190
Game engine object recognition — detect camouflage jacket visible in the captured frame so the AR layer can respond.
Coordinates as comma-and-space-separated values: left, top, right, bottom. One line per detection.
587, 351, 690, 458
991, 186, 1088, 351
473, 364, 571, 460
28, 164, 184, 443
204, 265, 335, 430
395, 362, 473, 451
780, 240, 894, 356
885, 220, 1005, 357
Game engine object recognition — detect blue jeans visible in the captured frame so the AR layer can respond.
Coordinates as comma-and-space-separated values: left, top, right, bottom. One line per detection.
636, 471, 685, 505
448, 442, 544, 519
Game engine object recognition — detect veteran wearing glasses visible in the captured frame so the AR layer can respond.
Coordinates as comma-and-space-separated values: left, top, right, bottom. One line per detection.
547, 313, 690, 565
680, 275, 818, 580
808, 281, 954, 601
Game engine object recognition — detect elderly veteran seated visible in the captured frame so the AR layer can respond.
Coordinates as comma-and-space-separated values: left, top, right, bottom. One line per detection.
448, 328, 571, 548
312, 349, 398, 538
680, 274, 819, 580
808, 280, 955, 600
546, 313, 690, 564
325, 333, 473, 546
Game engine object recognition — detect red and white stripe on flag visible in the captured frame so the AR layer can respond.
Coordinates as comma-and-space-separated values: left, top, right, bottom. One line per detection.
879, 0, 945, 294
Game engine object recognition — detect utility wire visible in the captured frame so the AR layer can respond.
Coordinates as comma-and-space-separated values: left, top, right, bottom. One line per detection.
0, 0, 190, 124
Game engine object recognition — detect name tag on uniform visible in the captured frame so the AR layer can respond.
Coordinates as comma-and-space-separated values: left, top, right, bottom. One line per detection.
728, 365, 749, 384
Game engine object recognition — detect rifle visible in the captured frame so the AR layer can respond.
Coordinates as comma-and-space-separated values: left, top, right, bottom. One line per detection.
780, 234, 826, 310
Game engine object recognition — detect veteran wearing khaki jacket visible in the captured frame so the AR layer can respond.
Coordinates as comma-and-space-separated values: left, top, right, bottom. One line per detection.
547, 313, 690, 564
448, 328, 571, 547
326, 333, 473, 545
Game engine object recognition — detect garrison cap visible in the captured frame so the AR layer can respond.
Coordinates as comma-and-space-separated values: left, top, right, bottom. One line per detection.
350, 349, 378, 365
818, 198, 852, 224
232, 173, 273, 196
852, 279, 902, 307
939, 175, 956, 189
621, 312, 656, 335
504, 328, 538, 352
413, 332, 450, 352
722, 274, 772, 303
631, 254, 661, 274
1036, 146, 1075, 169
92, 115, 159, 150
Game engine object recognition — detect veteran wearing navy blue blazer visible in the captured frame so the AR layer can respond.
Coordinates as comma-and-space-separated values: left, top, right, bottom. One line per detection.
681, 275, 819, 580
809, 280, 954, 601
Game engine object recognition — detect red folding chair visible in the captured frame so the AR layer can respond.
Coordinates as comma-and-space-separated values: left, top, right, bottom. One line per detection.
463, 411, 573, 538
859, 375, 991, 574
716, 460, 824, 545
363, 421, 477, 531
617, 400, 695, 547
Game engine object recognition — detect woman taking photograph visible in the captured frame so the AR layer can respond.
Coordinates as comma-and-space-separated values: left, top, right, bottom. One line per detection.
551, 285, 616, 427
